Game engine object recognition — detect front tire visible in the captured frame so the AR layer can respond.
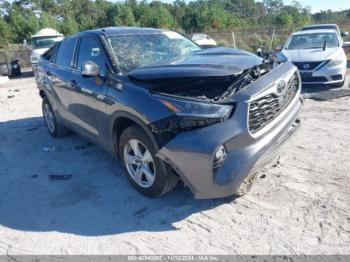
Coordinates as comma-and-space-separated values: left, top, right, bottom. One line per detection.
119, 125, 178, 197
42, 98, 70, 138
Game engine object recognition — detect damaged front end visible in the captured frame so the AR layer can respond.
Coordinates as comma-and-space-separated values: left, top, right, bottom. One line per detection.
149, 61, 301, 199
132, 59, 279, 141
131, 60, 277, 102
125, 48, 301, 199
148, 96, 233, 136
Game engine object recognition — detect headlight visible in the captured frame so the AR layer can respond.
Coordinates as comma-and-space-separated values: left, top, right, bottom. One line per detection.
148, 95, 234, 134
30, 55, 39, 64
327, 55, 344, 67
157, 96, 233, 119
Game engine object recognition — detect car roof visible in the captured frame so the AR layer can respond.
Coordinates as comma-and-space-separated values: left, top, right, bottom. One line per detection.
303, 24, 338, 28
72, 27, 172, 38
292, 29, 338, 36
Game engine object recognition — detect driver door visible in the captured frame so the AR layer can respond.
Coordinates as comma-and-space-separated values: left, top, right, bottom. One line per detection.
68, 36, 110, 145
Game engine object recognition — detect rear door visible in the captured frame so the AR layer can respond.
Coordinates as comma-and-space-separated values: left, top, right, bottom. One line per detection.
46, 37, 78, 123
67, 36, 110, 145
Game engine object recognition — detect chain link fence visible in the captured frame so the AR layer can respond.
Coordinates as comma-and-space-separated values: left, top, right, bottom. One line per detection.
193, 28, 293, 52
192, 27, 350, 57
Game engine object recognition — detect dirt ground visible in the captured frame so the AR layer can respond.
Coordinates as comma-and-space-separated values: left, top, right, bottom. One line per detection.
0, 69, 350, 255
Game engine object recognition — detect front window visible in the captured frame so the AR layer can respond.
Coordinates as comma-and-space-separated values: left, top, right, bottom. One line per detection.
285, 33, 339, 50
77, 37, 106, 75
31, 36, 63, 50
106, 31, 201, 73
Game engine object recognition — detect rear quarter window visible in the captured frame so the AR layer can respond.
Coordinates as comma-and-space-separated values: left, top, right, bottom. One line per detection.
55, 37, 77, 68
42, 43, 58, 62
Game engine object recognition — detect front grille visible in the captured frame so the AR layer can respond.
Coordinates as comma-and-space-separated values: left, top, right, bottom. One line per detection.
248, 72, 299, 134
301, 76, 328, 82
293, 61, 324, 71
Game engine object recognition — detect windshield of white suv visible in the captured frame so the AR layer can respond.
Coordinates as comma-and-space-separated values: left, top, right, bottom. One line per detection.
32, 36, 63, 50
285, 32, 339, 50
107, 32, 201, 73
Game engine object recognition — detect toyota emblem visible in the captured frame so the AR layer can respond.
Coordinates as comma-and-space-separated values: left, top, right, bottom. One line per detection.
276, 80, 287, 94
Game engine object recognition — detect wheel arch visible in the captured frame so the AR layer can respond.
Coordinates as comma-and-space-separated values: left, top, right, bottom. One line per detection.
111, 111, 159, 157
39, 89, 46, 98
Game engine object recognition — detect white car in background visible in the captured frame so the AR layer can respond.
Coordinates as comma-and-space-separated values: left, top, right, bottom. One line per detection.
280, 29, 347, 87
192, 33, 217, 48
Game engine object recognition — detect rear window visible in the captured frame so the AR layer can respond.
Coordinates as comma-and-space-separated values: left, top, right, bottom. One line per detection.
55, 37, 77, 67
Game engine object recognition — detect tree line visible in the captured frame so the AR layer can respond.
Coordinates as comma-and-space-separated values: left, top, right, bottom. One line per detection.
0, 0, 349, 48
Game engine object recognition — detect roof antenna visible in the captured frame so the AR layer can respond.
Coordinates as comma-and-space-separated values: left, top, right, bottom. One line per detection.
323, 41, 327, 51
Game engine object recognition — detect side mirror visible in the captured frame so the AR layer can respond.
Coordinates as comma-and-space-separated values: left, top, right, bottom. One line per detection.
256, 48, 263, 57
81, 61, 99, 77
274, 44, 283, 52
341, 32, 349, 37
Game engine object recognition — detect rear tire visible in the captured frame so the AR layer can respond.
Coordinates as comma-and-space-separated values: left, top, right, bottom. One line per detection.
42, 98, 70, 138
119, 125, 178, 197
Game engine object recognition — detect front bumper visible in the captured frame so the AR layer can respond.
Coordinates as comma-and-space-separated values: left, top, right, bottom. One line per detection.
298, 60, 346, 85
156, 62, 303, 199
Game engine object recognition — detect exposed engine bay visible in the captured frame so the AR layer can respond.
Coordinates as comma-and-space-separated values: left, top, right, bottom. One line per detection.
131, 60, 278, 102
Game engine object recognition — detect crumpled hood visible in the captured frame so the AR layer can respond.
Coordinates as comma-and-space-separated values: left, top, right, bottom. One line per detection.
281, 47, 342, 62
128, 47, 263, 81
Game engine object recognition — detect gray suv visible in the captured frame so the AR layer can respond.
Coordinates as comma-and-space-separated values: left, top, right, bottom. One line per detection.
36, 27, 302, 199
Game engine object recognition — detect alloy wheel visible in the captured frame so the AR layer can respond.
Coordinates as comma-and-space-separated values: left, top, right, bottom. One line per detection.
123, 139, 156, 188
43, 103, 55, 133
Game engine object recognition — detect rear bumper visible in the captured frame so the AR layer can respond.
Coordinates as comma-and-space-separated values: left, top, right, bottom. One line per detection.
157, 62, 303, 199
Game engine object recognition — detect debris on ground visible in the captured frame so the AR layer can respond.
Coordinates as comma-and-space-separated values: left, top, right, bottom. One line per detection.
134, 206, 149, 218
75, 143, 93, 150
42, 146, 60, 152
49, 174, 72, 181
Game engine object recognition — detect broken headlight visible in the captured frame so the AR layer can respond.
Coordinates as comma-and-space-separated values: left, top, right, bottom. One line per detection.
149, 95, 234, 134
